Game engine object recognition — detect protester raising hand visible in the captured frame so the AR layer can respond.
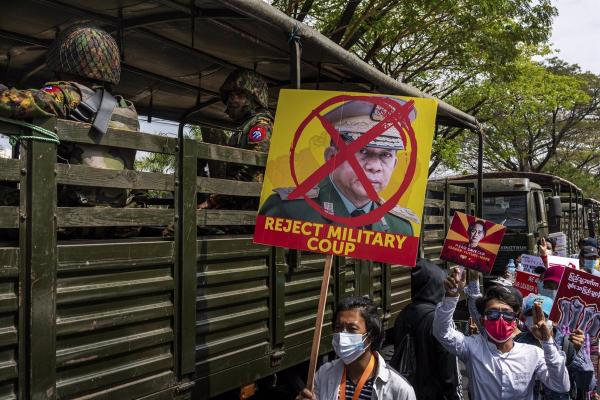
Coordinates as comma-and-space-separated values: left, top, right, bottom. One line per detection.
529, 302, 552, 342
539, 237, 548, 257
443, 267, 465, 297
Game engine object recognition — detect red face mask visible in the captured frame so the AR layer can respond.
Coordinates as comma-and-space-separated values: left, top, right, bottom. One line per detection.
483, 317, 515, 343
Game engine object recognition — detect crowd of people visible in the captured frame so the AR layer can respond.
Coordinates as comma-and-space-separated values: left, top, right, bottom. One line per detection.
295, 237, 600, 400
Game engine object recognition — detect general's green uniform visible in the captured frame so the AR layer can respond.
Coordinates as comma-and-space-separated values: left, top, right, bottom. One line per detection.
259, 177, 414, 235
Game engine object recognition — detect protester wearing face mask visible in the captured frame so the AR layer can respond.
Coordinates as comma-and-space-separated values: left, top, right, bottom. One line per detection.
391, 259, 462, 400
539, 236, 556, 269
296, 296, 415, 400
464, 268, 521, 337
538, 265, 564, 300
579, 246, 600, 276
515, 295, 592, 400
434, 268, 570, 399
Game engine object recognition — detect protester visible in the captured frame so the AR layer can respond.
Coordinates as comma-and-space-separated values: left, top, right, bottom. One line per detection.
538, 265, 564, 300
516, 295, 594, 400
464, 269, 519, 336
391, 259, 462, 399
579, 245, 599, 276
434, 268, 570, 399
296, 296, 415, 400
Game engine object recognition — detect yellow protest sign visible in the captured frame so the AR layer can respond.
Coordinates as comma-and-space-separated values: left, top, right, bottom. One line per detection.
253, 89, 437, 266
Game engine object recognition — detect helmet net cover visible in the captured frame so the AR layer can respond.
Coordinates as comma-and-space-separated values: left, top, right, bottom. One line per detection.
219, 69, 269, 109
47, 25, 121, 84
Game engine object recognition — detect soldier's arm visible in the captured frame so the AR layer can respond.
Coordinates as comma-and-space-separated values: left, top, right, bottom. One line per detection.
0, 83, 82, 119
245, 116, 272, 153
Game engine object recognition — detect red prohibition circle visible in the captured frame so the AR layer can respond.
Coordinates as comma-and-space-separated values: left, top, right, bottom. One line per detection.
288, 95, 418, 227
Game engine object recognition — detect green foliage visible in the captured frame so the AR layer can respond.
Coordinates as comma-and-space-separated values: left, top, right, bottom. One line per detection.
275, 0, 556, 94
274, 0, 557, 173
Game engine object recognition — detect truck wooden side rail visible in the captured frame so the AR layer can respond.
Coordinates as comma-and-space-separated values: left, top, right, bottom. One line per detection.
0, 117, 440, 399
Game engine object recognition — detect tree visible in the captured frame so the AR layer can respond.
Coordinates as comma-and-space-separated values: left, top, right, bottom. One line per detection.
272, 0, 557, 175
449, 57, 600, 200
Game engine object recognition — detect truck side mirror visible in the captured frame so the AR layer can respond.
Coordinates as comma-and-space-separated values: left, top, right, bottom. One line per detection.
548, 196, 562, 218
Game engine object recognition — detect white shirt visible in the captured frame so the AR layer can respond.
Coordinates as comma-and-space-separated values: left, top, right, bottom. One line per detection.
314, 352, 416, 400
433, 296, 570, 400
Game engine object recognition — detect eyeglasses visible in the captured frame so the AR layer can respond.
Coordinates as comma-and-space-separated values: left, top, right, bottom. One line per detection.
484, 310, 517, 322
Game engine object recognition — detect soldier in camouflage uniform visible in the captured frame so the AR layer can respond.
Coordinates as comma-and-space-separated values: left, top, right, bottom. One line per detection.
199, 69, 273, 210
0, 24, 142, 238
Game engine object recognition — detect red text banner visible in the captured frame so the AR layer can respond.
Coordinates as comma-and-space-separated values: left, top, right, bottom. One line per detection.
514, 270, 540, 297
254, 215, 419, 266
549, 268, 600, 338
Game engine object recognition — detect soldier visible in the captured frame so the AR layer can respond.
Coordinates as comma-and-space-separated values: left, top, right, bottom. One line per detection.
258, 98, 419, 235
199, 69, 273, 210
0, 24, 142, 238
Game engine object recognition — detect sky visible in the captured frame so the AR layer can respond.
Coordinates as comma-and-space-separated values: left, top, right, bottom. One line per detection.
548, 0, 600, 74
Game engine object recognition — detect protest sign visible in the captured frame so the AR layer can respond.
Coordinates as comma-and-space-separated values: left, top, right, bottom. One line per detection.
254, 89, 438, 266
548, 232, 567, 257
549, 268, 600, 338
439, 212, 506, 273
548, 255, 579, 270
514, 270, 540, 297
520, 254, 545, 273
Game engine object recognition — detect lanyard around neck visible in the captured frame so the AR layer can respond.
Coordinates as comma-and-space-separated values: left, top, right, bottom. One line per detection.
339, 354, 376, 400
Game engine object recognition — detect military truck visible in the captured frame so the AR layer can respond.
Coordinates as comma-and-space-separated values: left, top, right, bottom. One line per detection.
442, 172, 600, 274
0, 1, 484, 399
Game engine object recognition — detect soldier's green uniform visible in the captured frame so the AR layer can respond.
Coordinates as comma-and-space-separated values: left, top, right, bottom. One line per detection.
0, 25, 142, 237
201, 69, 273, 210
259, 177, 415, 235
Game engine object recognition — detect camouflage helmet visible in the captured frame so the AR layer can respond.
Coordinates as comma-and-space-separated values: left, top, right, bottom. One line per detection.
219, 69, 269, 109
47, 24, 121, 84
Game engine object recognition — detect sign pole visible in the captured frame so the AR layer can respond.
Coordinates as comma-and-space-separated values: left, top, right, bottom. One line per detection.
306, 253, 334, 391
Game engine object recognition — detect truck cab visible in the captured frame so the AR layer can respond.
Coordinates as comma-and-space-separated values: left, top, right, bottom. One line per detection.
445, 171, 593, 276
480, 178, 547, 274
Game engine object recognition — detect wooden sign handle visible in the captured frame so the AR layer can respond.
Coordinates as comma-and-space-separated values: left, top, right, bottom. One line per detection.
306, 254, 334, 392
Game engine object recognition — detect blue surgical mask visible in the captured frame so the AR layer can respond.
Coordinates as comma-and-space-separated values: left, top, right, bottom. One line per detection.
583, 259, 598, 272
332, 332, 368, 364
538, 287, 557, 300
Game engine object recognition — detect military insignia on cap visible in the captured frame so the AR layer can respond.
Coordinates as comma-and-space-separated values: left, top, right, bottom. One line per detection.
371, 104, 389, 121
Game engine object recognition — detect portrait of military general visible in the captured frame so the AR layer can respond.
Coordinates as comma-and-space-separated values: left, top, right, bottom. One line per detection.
258, 98, 420, 236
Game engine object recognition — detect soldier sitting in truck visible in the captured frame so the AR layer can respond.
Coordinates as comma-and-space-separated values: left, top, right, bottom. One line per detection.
198, 69, 273, 211
0, 24, 143, 238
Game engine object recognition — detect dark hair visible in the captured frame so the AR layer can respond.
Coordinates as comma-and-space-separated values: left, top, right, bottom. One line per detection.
332, 296, 384, 351
476, 285, 522, 315
468, 221, 486, 236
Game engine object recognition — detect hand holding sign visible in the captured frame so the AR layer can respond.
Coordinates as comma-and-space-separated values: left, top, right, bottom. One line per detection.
569, 329, 585, 351
444, 267, 465, 297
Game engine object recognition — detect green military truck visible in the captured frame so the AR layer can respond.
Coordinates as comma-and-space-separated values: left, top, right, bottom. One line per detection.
0, 1, 482, 399
442, 172, 600, 274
